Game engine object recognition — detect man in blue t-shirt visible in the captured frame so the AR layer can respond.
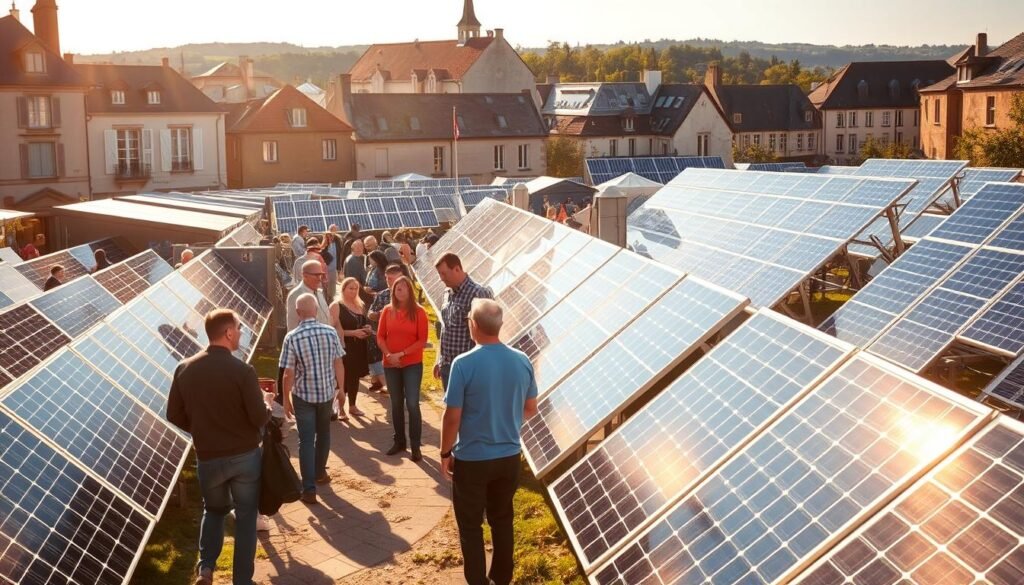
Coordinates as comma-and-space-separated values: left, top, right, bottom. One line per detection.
441, 298, 538, 585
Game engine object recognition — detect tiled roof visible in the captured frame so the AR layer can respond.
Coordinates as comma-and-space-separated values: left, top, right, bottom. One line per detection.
550, 115, 653, 137
0, 15, 85, 87
76, 63, 221, 113
226, 85, 353, 134
192, 61, 278, 81
541, 82, 653, 116
807, 60, 954, 109
956, 32, 1024, 89
348, 37, 494, 82
348, 92, 545, 142
714, 84, 820, 132
649, 84, 723, 135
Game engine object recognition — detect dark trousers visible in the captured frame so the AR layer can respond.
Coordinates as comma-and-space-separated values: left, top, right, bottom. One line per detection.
343, 363, 361, 406
452, 454, 521, 585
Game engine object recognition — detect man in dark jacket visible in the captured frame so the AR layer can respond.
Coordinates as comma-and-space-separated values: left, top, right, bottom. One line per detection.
167, 309, 271, 585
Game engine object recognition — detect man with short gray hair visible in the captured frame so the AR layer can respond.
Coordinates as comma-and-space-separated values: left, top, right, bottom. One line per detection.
440, 298, 538, 585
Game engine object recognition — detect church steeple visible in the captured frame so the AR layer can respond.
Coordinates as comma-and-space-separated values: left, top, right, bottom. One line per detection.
457, 0, 481, 45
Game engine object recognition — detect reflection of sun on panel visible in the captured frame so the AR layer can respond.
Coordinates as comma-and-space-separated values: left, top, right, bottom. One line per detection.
892, 415, 963, 463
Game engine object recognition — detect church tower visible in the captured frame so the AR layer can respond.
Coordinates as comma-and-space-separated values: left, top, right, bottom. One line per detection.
31, 0, 60, 55
457, 0, 481, 45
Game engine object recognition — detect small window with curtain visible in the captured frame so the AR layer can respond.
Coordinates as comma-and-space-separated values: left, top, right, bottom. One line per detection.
322, 139, 337, 161
291, 108, 307, 128
262, 141, 278, 163
170, 127, 192, 171
433, 146, 445, 173
24, 51, 45, 73
517, 144, 529, 170
111, 90, 125, 105
26, 96, 51, 128
25, 142, 57, 178
147, 90, 161, 105
493, 145, 505, 170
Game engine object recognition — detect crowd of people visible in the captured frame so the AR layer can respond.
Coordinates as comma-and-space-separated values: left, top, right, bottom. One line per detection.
167, 221, 539, 585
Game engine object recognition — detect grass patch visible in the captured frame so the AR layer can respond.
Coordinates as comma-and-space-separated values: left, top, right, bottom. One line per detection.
510, 461, 586, 585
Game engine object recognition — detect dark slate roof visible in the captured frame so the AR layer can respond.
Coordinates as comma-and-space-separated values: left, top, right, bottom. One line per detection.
541, 82, 653, 116
226, 85, 352, 133
649, 84, 725, 135
956, 32, 1024, 89
714, 84, 820, 132
807, 60, 954, 109
348, 91, 546, 142
76, 63, 221, 113
550, 114, 653, 137
0, 15, 85, 87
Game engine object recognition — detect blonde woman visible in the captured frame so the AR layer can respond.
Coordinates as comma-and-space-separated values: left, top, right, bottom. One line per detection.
330, 277, 371, 419
377, 276, 428, 461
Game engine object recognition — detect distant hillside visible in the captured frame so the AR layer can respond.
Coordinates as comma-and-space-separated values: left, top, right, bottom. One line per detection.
77, 38, 965, 88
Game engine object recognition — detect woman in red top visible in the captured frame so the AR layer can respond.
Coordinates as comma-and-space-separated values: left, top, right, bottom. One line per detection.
377, 276, 429, 461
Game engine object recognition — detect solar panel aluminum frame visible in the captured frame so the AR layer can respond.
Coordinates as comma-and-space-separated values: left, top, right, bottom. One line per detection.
588, 352, 994, 584
0, 349, 191, 528
792, 414, 1016, 585
981, 353, 1024, 410
955, 275, 1024, 359
553, 309, 857, 575
524, 275, 749, 479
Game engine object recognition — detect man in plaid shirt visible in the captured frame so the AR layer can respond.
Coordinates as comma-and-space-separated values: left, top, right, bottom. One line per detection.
433, 252, 493, 389
281, 294, 345, 504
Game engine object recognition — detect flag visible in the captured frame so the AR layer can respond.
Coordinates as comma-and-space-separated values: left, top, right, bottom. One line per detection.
453, 107, 460, 141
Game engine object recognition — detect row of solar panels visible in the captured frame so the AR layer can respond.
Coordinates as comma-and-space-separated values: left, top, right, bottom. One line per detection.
345, 177, 472, 190
272, 196, 441, 234
0, 250, 273, 584
585, 156, 728, 186
412, 198, 1024, 585
0, 238, 133, 309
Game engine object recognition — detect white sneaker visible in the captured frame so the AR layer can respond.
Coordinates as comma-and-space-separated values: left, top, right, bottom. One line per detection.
256, 514, 271, 532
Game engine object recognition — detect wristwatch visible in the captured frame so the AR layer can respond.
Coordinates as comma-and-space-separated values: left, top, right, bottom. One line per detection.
440, 450, 452, 459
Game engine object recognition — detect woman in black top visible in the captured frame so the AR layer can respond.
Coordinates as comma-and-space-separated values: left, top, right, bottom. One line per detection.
330, 277, 371, 419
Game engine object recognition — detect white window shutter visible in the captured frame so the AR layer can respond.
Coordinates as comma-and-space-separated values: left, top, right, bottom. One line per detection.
103, 129, 117, 174
193, 128, 204, 171
159, 129, 172, 172
142, 128, 154, 170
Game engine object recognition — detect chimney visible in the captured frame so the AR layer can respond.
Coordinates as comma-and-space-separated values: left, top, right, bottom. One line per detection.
486, 30, 493, 38
9, 2, 19, 21
642, 69, 662, 97
704, 63, 722, 88
976, 33, 988, 57
239, 56, 255, 98
495, 28, 504, 41
161, 56, 169, 68
336, 73, 353, 124
546, 74, 559, 85
63, 52, 72, 64
31, 0, 60, 55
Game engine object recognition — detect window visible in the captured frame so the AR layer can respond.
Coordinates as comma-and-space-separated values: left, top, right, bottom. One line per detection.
913, 110, 920, 127
836, 112, 845, 128
26, 142, 56, 178
518, 144, 529, 169
849, 134, 858, 153
881, 111, 891, 127
848, 112, 858, 127
262, 141, 278, 163
410, 116, 421, 131
986, 96, 996, 126
628, 138, 636, 156
433, 146, 445, 173
804, 111, 812, 123
111, 90, 125, 105
733, 113, 743, 124
662, 142, 669, 155
673, 97, 684, 108
493, 145, 505, 170
779, 133, 787, 153
290, 108, 307, 128
609, 139, 618, 157
895, 110, 904, 127
624, 117, 635, 132
865, 111, 874, 127
742, 134, 751, 148
147, 90, 161, 105
116, 128, 143, 174
376, 116, 389, 131
26, 96, 51, 128
697, 133, 710, 157
836, 134, 844, 152
808, 133, 815, 151
322, 138, 337, 161
496, 115, 508, 129
933, 99, 941, 124
654, 97, 666, 108
170, 127, 192, 171
24, 51, 45, 73
895, 131, 903, 144
752, 134, 761, 146
768, 133, 777, 151
796, 133, 804, 151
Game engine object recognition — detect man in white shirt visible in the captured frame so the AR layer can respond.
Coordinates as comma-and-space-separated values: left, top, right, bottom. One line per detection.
286, 260, 331, 331
291, 225, 310, 260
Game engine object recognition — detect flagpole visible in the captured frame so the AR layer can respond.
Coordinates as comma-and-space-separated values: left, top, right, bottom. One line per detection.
453, 106, 459, 187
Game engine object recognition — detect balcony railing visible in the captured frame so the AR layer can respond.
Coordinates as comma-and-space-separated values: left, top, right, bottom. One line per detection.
171, 160, 193, 172
115, 161, 151, 181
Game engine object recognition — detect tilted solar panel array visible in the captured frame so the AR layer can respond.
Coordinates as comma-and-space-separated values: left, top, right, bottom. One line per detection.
821, 182, 1024, 373
0, 264, 38, 308
983, 354, 1024, 410
217, 223, 263, 247
273, 196, 438, 234
627, 168, 915, 307
743, 162, 809, 172
0, 247, 21, 263
938, 167, 1023, 206
586, 156, 727, 185
14, 238, 131, 290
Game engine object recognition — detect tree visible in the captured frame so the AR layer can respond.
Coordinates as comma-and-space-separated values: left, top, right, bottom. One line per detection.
733, 142, 778, 163
953, 93, 1024, 167
546, 137, 585, 178
857, 136, 913, 163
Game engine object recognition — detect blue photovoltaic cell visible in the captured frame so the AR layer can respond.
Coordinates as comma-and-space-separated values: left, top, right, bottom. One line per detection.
936, 167, 1023, 206
2, 351, 190, 515
0, 265, 37, 306
29, 277, 122, 337
72, 324, 173, 415
901, 213, 946, 241
586, 156, 726, 185
961, 281, 1024, 354
984, 354, 1024, 408
0, 304, 71, 383
522, 278, 747, 477
93, 262, 151, 304
800, 419, 1024, 585
929, 183, 1024, 244
550, 311, 851, 571
593, 355, 989, 585
107, 310, 192, 375
0, 411, 151, 585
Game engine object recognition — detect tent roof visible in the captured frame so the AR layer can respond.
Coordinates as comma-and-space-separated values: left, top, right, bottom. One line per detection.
597, 172, 662, 189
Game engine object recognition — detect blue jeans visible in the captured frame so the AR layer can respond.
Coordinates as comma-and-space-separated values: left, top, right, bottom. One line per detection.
369, 361, 384, 377
196, 448, 261, 585
385, 363, 423, 448
293, 396, 332, 493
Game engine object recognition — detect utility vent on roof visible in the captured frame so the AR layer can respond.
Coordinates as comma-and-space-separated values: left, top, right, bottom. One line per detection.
673, 97, 684, 108
496, 115, 508, 129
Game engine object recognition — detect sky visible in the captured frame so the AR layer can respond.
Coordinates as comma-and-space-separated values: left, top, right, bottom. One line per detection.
32, 0, 1022, 55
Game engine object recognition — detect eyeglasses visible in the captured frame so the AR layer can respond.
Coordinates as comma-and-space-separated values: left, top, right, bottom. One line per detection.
304, 272, 326, 277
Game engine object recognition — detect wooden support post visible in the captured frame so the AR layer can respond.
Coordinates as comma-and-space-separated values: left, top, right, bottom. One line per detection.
844, 250, 863, 289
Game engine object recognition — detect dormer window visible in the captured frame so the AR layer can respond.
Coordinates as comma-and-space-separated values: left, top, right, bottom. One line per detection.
957, 66, 972, 83
24, 51, 45, 73
732, 113, 743, 124
804, 111, 812, 123
290, 108, 307, 128
111, 90, 125, 105
673, 97, 684, 108
376, 116, 389, 131
496, 115, 508, 129
857, 79, 868, 99
624, 117, 635, 132
888, 79, 901, 98
147, 90, 161, 105
409, 116, 421, 131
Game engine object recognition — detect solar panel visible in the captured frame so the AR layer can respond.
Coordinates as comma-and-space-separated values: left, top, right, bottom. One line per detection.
984, 354, 1024, 409
799, 418, 1024, 585
744, 162, 809, 172
106, 311, 187, 378
1, 351, 191, 515
960, 280, 1024, 355
218, 223, 263, 247
901, 212, 946, 242
13, 239, 132, 290
0, 304, 71, 385
592, 354, 990, 584
70, 324, 174, 416
0, 264, 38, 305
0, 247, 21, 263
180, 254, 271, 335
273, 195, 439, 233
936, 167, 1023, 207
628, 169, 914, 307
0, 410, 152, 584
550, 311, 853, 572
93, 250, 171, 304
522, 276, 748, 478
29, 277, 122, 337
586, 156, 727, 185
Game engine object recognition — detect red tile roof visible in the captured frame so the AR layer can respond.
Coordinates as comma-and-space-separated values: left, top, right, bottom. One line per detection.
226, 85, 352, 134
348, 37, 494, 82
